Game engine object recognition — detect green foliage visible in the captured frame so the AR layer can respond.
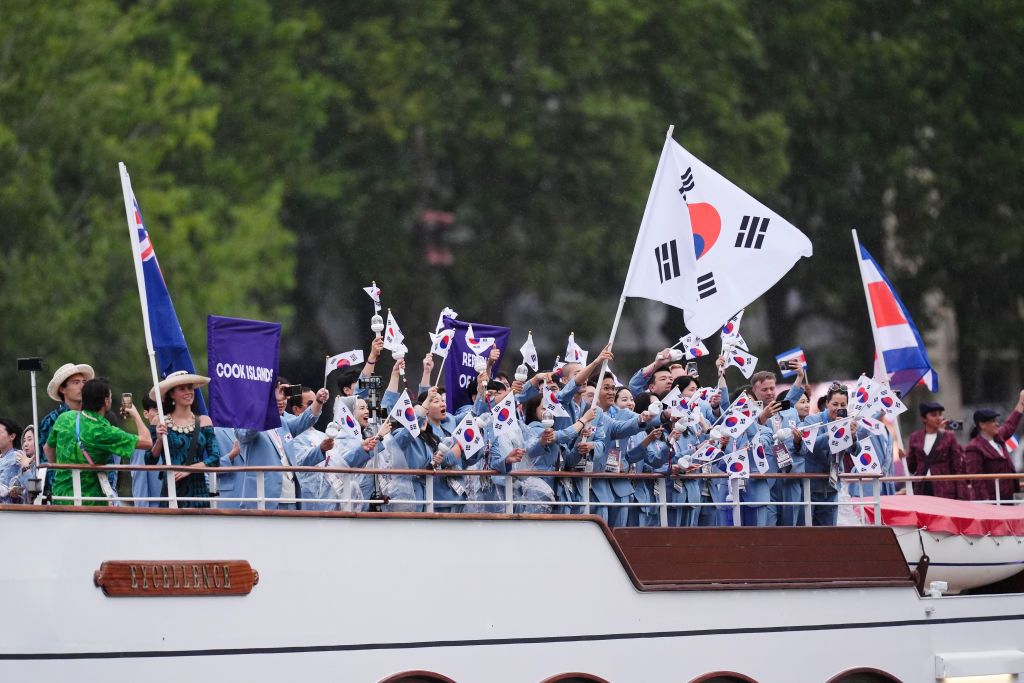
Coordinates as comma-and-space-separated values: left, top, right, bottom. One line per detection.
2, 0, 1022, 424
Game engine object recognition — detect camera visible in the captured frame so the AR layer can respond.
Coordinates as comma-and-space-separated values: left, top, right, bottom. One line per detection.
836, 408, 848, 419
17, 357, 43, 372
947, 420, 964, 432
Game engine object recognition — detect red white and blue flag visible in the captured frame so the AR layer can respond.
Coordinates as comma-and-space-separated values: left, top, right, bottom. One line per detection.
119, 163, 207, 413
332, 400, 363, 440
774, 347, 807, 379
430, 329, 455, 358
1005, 435, 1019, 453
325, 349, 364, 382
856, 241, 938, 395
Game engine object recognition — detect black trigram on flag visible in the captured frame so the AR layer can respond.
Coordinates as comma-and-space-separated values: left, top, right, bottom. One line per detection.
735, 215, 770, 249
655, 240, 681, 283
697, 272, 717, 299
678, 168, 695, 200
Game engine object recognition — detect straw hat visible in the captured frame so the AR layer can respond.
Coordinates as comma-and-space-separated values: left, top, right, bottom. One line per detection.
150, 370, 211, 400
46, 363, 95, 402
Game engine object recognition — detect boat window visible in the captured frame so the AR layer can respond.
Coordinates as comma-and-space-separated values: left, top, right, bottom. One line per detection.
541, 675, 611, 683
378, 672, 455, 683
689, 674, 759, 683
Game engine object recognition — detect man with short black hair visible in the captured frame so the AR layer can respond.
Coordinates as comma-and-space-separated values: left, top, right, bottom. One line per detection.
44, 378, 153, 506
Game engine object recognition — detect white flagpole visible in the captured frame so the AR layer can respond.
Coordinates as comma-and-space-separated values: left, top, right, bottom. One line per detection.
119, 162, 177, 508
852, 229, 909, 494
593, 125, 676, 397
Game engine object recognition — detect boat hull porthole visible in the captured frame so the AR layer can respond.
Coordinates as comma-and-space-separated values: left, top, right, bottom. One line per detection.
377, 672, 455, 683
688, 674, 759, 683
541, 675, 612, 683
827, 669, 903, 683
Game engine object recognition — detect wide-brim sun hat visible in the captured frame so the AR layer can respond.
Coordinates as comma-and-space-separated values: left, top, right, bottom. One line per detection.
150, 370, 211, 401
46, 363, 96, 402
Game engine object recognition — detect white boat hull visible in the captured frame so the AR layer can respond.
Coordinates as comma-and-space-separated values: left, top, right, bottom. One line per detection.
891, 525, 1024, 594
3, 507, 1024, 682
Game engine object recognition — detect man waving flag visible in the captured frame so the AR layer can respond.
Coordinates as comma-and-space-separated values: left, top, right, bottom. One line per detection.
621, 131, 813, 338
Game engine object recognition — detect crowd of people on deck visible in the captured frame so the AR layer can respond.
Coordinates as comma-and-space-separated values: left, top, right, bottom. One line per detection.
1, 336, 1022, 526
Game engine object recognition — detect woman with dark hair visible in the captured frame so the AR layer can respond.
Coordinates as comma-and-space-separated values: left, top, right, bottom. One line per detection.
0, 418, 25, 503
962, 391, 1024, 503
520, 392, 593, 514
146, 371, 221, 508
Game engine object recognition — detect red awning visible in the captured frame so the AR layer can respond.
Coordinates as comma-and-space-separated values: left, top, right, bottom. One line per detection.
857, 495, 1024, 536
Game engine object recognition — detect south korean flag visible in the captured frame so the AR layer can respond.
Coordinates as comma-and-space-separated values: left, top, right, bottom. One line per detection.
679, 333, 710, 360
452, 412, 485, 457
541, 384, 570, 418
827, 418, 854, 454
852, 440, 882, 474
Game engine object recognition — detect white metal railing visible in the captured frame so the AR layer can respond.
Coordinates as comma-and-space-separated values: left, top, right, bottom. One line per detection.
17, 464, 1022, 526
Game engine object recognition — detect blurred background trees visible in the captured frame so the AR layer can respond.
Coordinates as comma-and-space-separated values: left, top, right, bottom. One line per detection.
2, 0, 1021, 423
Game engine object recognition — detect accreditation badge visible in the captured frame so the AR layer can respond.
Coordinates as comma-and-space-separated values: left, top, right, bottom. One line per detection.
605, 446, 622, 473
773, 443, 792, 469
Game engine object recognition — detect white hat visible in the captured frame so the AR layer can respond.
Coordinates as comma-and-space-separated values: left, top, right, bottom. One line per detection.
46, 363, 95, 402
150, 370, 211, 401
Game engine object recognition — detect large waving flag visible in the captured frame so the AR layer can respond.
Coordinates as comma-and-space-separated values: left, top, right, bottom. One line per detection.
854, 233, 938, 395
621, 131, 813, 337
119, 163, 207, 413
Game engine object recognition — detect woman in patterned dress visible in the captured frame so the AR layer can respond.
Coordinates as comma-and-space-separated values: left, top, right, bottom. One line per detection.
146, 371, 221, 508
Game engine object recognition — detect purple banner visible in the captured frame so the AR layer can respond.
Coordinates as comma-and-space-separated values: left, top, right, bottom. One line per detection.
443, 318, 511, 410
207, 315, 281, 431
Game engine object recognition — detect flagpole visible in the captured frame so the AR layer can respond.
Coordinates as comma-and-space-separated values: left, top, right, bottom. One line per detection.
594, 125, 676, 395
433, 353, 447, 388
852, 229, 909, 495
119, 162, 177, 508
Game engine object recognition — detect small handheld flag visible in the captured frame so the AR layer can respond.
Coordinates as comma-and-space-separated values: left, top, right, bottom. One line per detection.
332, 400, 363, 440
452, 411, 485, 457
490, 393, 517, 434
388, 391, 421, 437
363, 283, 382, 313
465, 324, 496, 357
680, 333, 709, 359
383, 309, 405, 352
564, 332, 588, 365
520, 332, 539, 371
725, 346, 758, 379
827, 418, 854, 454
430, 329, 455, 358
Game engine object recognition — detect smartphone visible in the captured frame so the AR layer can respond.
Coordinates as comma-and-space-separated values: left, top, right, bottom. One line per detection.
778, 399, 791, 411
17, 357, 44, 372
685, 361, 699, 377
285, 384, 303, 399
120, 393, 133, 419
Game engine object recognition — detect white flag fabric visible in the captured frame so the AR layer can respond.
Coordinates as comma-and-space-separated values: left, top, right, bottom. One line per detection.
622, 135, 813, 338
452, 411, 485, 457
827, 418, 854, 454
520, 332, 539, 371
332, 400, 363, 440
873, 384, 908, 417
752, 442, 771, 474
850, 374, 880, 416
680, 333, 709, 359
695, 386, 717, 403
490, 393, 517, 434
726, 346, 758, 379
720, 405, 756, 439
564, 333, 588, 365
727, 448, 750, 479
721, 310, 744, 341
695, 442, 722, 463
388, 391, 421, 437
798, 423, 822, 452
434, 306, 458, 333
859, 415, 888, 437
430, 329, 455, 358
852, 440, 882, 474
465, 324, 496, 357
363, 284, 382, 312
325, 349, 364, 383
383, 310, 404, 352
662, 387, 684, 415
541, 384, 570, 418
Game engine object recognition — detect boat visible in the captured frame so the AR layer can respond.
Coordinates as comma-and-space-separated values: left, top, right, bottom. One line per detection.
3, 465, 1024, 682
848, 492, 1024, 595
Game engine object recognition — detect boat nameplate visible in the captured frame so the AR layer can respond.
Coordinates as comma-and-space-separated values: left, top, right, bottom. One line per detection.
93, 560, 259, 597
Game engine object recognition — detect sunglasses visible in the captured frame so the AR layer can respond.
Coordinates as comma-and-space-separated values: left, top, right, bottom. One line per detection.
828, 382, 849, 394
